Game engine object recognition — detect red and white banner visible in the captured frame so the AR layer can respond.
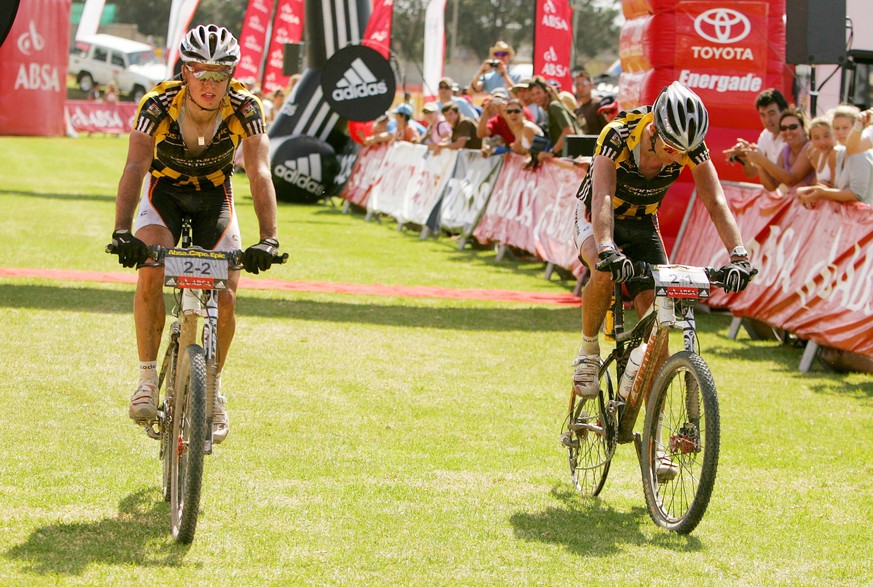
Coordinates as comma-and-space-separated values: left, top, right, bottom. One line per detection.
236, 0, 275, 86
262, 0, 304, 95
341, 143, 391, 207
674, 183, 873, 358
0, 0, 69, 136
65, 100, 138, 134
362, 0, 394, 59
474, 153, 586, 276
439, 151, 504, 237
534, 0, 573, 91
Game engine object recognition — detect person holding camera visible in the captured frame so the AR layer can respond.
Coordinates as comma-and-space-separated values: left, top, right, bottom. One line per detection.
468, 41, 521, 94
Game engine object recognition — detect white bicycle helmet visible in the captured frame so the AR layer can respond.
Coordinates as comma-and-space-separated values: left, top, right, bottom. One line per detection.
180, 25, 240, 67
652, 81, 709, 151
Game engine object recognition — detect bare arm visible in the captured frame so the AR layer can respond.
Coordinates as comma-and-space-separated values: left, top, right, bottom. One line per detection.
241, 133, 279, 241
748, 144, 813, 188
114, 130, 155, 231
589, 155, 618, 247
692, 160, 745, 252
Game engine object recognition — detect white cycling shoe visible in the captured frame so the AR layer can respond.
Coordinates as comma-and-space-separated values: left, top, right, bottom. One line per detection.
572, 354, 602, 398
129, 381, 158, 422
212, 392, 229, 444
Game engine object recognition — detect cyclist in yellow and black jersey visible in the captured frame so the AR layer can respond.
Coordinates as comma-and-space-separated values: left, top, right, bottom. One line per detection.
575, 106, 710, 220
110, 25, 283, 444
134, 78, 265, 189
569, 82, 756, 400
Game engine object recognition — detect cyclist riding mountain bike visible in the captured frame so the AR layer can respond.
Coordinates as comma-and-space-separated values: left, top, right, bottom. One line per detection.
110, 24, 282, 443
571, 82, 755, 396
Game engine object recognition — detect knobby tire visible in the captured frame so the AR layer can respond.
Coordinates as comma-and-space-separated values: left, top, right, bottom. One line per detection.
641, 351, 720, 534
170, 344, 207, 544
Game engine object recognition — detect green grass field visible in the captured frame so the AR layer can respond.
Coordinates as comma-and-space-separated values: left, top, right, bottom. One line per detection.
1, 136, 872, 586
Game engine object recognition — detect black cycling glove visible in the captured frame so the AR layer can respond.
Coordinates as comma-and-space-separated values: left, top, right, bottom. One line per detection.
719, 259, 756, 293
111, 229, 148, 268
242, 238, 280, 274
595, 248, 635, 283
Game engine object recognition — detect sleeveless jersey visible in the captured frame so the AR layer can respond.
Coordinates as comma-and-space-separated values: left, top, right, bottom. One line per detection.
133, 80, 266, 190
576, 107, 710, 219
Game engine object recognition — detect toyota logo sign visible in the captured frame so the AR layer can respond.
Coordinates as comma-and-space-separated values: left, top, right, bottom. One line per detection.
694, 8, 751, 44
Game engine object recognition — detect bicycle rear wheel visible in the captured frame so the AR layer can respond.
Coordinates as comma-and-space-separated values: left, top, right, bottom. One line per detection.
170, 344, 207, 544
641, 351, 719, 534
563, 369, 615, 496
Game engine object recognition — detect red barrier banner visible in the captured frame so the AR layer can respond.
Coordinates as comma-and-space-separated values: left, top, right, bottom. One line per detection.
340, 143, 390, 207
474, 153, 586, 276
66, 100, 138, 134
362, 0, 394, 59
0, 0, 69, 136
673, 183, 873, 357
236, 0, 275, 86
534, 0, 573, 91
531, 160, 587, 277
262, 0, 304, 95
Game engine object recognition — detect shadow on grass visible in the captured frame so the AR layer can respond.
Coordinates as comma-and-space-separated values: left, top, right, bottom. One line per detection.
5, 489, 189, 575
509, 485, 703, 556
0, 188, 115, 203
0, 283, 579, 332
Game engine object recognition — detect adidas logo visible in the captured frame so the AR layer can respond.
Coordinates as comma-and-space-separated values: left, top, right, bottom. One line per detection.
332, 58, 388, 102
275, 154, 325, 195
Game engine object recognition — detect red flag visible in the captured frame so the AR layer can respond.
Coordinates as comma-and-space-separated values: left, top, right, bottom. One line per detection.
363, 0, 394, 59
262, 0, 304, 95
534, 0, 573, 91
0, 0, 69, 136
236, 0, 275, 86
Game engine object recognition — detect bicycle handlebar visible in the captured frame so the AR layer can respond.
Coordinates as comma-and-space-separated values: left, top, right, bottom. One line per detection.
625, 262, 728, 289
104, 244, 289, 269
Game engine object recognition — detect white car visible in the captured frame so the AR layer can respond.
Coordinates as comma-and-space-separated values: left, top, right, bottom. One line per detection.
69, 34, 167, 102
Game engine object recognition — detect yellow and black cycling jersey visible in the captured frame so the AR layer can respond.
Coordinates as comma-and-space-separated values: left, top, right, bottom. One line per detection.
133, 79, 265, 190
576, 106, 710, 219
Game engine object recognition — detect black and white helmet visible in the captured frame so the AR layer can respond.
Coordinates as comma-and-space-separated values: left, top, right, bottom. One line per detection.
180, 25, 240, 67
652, 82, 709, 151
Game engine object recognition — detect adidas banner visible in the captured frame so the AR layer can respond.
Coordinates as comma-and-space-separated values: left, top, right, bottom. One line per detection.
270, 134, 340, 203
322, 44, 395, 121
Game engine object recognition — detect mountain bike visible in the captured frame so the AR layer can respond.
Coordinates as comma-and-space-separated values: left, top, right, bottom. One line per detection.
108, 219, 286, 543
561, 263, 724, 534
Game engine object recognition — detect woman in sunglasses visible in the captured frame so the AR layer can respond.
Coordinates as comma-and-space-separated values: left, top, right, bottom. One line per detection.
570, 82, 755, 404
744, 107, 814, 193
110, 25, 282, 443
503, 98, 544, 157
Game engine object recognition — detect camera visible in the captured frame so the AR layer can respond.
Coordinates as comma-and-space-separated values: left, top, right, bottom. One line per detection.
488, 59, 500, 67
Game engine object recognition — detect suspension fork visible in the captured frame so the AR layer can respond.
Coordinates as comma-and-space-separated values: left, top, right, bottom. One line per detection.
202, 289, 220, 453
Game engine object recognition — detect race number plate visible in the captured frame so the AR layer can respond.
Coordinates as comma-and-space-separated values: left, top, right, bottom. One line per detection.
163, 248, 229, 290
652, 264, 710, 299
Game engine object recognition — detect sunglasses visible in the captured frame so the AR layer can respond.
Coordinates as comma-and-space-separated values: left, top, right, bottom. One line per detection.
438, 84, 451, 90
505, 109, 522, 114
186, 64, 232, 82
780, 123, 800, 131
493, 51, 509, 57
657, 131, 687, 155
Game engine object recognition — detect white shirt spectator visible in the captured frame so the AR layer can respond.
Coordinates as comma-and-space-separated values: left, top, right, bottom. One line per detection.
757, 128, 786, 164
835, 148, 873, 204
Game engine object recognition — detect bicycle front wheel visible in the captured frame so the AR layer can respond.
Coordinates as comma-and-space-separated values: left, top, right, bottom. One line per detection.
641, 351, 720, 534
170, 344, 207, 544
564, 369, 615, 496
159, 334, 179, 503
